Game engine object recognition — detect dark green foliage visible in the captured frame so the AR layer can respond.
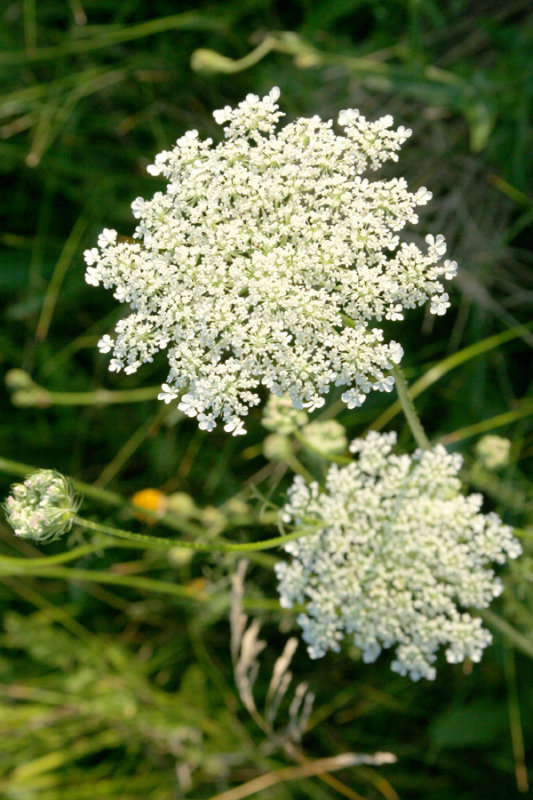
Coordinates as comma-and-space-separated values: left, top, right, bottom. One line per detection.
1, 1, 532, 797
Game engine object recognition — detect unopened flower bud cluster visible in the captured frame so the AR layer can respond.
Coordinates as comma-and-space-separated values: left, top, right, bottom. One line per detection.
475, 435, 511, 471
261, 395, 348, 457
85, 88, 456, 434
262, 393, 309, 435
301, 420, 348, 456
276, 432, 521, 680
4, 470, 80, 543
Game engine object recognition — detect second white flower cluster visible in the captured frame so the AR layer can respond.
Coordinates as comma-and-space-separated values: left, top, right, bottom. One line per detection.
276, 431, 521, 680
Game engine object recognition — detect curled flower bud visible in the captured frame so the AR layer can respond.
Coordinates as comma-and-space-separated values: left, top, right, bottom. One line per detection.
3, 470, 81, 543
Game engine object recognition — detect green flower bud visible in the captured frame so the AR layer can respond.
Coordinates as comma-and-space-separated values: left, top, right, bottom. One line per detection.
5, 369, 34, 390
262, 394, 308, 436
301, 420, 348, 456
475, 435, 511, 470
263, 433, 293, 461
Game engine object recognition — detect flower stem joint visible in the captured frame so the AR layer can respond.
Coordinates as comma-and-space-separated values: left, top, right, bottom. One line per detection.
4, 469, 81, 544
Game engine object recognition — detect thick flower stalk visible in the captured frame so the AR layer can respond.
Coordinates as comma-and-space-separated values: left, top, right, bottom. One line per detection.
85, 88, 457, 435
276, 432, 521, 680
4, 470, 80, 543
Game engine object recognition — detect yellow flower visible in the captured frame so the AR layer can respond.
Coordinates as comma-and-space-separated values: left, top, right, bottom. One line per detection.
131, 488, 167, 524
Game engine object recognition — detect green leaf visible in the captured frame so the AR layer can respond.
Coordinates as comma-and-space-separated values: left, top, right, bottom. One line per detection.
430, 700, 508, 748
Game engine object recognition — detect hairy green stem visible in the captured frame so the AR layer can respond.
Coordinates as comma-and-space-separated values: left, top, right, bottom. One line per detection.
341, 313, 429, 449
391, 364, 430, 450
72, 516, 317, 553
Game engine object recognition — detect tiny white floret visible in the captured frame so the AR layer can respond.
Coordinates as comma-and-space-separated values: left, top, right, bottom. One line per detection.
97, 228, 117, 248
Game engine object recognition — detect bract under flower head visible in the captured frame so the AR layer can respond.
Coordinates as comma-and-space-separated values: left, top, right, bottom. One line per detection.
276, 431, 521, 680
4, 469, 80, 543
85, 88, 457, 434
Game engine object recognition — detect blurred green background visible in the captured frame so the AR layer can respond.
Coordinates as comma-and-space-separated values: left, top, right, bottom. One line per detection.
1, 1, 533, 797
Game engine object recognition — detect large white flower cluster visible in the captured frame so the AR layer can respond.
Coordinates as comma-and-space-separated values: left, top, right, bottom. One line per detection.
276, 432, 521, 680
85, 87, 457, 435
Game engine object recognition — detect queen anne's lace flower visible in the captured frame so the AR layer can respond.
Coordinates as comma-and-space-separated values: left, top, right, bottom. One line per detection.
4, 470, 81, 543
275, 432, 521, 680
85, 88, 457, 434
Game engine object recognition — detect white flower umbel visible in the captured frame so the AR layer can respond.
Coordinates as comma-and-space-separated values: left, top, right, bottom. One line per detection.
276, 432, 521, 680
85, 88, 457, 434
4, 470, 81, 543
